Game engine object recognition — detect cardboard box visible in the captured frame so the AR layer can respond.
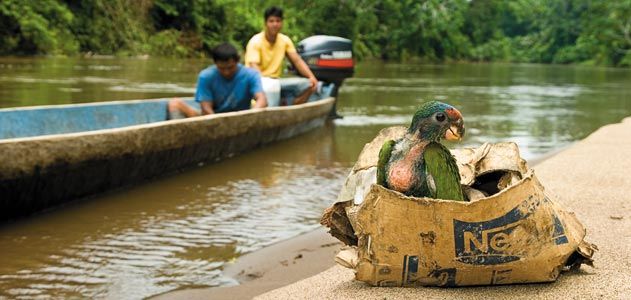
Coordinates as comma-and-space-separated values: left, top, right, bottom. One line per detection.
322, 126, 596, 287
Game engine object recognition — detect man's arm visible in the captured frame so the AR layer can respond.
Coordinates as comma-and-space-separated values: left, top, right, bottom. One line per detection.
200, 101, 214, 115
247, 62, 262, 72
195, 69, 215, 115
287, 51, 318, 91
252, 92, 267, 108
245, 38, 262, 72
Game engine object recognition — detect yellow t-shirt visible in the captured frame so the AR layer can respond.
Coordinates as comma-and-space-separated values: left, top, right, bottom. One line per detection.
245, 32, 296, 78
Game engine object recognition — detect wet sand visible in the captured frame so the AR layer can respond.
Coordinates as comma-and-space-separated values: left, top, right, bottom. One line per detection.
152, 228, 340, 300
157, 117, 631, 299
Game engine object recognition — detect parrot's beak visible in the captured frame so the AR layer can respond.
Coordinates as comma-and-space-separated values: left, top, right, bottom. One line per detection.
443, 107, 465, 141
445, 120, 465, 141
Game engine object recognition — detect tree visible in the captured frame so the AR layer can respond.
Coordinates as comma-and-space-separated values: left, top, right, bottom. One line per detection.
0, 0, 77, 55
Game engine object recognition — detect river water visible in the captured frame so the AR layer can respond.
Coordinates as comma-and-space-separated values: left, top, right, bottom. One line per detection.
0, 57, 629, 299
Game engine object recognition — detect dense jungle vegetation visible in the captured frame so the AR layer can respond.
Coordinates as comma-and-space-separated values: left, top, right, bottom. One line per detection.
1, 0, 630, 66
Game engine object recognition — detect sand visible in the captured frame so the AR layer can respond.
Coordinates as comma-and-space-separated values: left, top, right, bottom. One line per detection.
257, 117, 631, 299
157, 117, 631, 300
151, 228, 341, 300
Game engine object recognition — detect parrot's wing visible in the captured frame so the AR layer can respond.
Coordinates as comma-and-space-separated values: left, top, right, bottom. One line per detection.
377, 139, 395, 186
423, 142, 465, 201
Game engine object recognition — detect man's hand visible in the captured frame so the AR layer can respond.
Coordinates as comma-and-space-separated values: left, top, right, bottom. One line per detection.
308, 76, 318, 92
200, 101, 215, 115
253, 92, 267, 108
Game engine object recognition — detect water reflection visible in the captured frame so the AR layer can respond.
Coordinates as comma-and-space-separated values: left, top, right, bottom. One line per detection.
0, 57, 201, 108
0, 124, 348, 299
337, 63, 630, 159
0, 58, 629, 299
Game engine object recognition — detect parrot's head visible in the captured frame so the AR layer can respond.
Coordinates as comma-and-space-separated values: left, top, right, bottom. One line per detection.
408, 101, 465, 142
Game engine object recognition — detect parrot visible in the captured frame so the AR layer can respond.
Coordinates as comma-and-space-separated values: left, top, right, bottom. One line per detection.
377, 101, 466, 201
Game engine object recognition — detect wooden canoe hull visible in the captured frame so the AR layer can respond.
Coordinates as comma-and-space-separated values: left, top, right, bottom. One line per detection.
0, 98, 335, 220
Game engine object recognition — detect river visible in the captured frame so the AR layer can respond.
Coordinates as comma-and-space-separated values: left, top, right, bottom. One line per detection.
0, 57, 629, 299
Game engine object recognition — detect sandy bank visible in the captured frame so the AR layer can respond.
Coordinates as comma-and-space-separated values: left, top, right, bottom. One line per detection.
151, 228, 341, 300
156, 117, 631, 300
256, 117, 631, 299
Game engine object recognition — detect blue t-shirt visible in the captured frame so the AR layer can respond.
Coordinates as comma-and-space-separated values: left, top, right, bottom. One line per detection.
194, 64, 263, 113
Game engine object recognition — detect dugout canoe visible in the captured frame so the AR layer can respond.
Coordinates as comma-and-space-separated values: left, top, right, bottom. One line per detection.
0, 96, 335, 221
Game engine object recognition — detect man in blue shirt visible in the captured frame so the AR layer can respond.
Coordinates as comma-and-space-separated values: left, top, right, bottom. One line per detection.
168, 43, 267, 118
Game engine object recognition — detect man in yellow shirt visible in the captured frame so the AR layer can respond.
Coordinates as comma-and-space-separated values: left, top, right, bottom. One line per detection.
245, 6, 318, 106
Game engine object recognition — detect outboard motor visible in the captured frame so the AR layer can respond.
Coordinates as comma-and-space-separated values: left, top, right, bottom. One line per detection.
294, 35, 354, 118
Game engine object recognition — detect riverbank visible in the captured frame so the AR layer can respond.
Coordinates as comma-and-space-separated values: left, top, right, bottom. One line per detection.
256, 116, 631, 299
157, 116, 631, 299
151, 152, 556, 300
152, 228, 341, 300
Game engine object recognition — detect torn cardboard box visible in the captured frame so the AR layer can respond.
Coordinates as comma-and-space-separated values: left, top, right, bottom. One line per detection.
321, 126, 596, 287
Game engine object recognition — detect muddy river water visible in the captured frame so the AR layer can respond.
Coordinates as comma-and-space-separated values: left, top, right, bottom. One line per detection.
0, 57, 629, 299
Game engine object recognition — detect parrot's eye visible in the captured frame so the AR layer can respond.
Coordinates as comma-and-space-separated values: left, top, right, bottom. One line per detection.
435, 112, 446, 122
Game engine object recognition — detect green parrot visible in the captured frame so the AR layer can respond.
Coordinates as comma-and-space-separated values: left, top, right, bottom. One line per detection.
377, 101, 466, 201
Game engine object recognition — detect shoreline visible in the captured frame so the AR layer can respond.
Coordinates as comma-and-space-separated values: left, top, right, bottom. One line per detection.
257, 117, 631, 299
154, 142, 568, 299
151, 227, 341, 300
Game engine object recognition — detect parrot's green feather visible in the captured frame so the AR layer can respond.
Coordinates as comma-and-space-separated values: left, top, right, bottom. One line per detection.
377, 101, 465, 201
377, 140, 395, 186
422, 142, 464, 201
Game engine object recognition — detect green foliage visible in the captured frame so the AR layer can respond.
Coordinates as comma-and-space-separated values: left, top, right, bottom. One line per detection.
470, 35, 512, 61
150, 0, 227, 53
0, 0, 78, 55
147, 30, 189, 57
300, 0, 357, 39
463, 0, 630, 66
0, 0, 630, 67
580, 0, 631, 66
65, 0, 152, 55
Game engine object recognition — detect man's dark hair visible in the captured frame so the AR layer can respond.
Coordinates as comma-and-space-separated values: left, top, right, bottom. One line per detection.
212, 43, 240, 62
264, 6, 283, 20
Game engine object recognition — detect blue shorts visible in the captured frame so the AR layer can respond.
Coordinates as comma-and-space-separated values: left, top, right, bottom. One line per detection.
280, 77, 312, 105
